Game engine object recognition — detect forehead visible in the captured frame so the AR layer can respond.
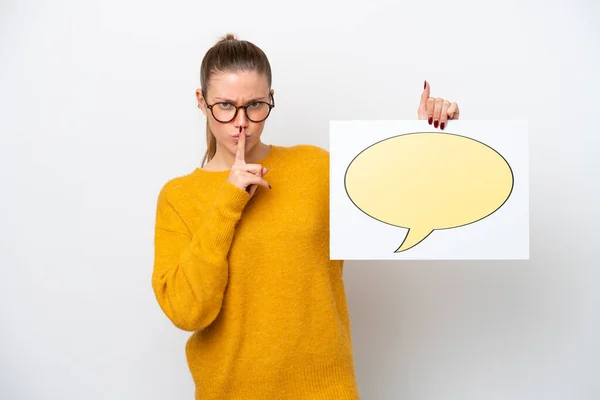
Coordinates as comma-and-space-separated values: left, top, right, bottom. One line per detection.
206, 70, 269, 100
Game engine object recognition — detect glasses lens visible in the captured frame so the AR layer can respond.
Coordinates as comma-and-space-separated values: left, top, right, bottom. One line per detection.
212, 104, 236, 122
247, 102, 270, 122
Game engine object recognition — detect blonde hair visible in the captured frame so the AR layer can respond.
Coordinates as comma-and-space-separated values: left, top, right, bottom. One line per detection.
199, 33, 273, 167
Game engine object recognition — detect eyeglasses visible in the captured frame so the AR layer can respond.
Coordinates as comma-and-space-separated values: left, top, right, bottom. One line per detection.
203, 93, 275, 123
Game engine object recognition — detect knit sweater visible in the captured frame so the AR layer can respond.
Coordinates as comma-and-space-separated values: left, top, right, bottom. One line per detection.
152, 144, 360, 400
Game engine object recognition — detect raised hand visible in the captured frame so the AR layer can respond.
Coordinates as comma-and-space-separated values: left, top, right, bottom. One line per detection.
227, 131, 270, 198
418, 80, 459, 130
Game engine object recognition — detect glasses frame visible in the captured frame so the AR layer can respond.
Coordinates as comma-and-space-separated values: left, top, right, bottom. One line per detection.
203, 93, 275, 123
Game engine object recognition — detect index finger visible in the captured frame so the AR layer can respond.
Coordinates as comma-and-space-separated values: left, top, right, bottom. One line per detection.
235, 132, 246, 163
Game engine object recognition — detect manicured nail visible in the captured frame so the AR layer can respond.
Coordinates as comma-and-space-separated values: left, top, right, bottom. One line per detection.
440, 121, 445, 130
434, 120, 439, 128
424, 80, 427, 89
428, 117, 433, 125
269, 184, 272, 189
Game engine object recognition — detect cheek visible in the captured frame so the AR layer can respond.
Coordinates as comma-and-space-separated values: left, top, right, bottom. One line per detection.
252, 122, 266, 136
208, 121, 230, 140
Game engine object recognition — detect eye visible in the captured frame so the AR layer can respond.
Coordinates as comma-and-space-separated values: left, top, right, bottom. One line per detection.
217, 103, 233, 109
249, 102, 261, 108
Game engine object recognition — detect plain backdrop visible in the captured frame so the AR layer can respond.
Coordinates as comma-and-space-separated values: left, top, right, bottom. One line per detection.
1, 0, 599, 399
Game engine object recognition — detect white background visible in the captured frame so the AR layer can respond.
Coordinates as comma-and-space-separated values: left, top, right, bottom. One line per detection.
330, 120, 529, 260
1, 0, 599, 399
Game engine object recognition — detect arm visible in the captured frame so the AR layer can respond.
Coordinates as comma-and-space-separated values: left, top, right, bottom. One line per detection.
151, 180, 250, 332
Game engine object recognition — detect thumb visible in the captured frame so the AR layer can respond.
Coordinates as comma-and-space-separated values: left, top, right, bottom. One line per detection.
418, 80, 430, 119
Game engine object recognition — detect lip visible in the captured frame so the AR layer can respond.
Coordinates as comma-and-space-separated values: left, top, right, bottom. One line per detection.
232, 134, 250, 141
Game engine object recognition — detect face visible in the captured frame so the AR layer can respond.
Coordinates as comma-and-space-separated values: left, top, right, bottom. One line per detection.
196, 70, 273, 159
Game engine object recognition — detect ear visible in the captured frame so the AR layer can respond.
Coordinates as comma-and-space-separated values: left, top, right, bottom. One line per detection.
196, 88, 208, 117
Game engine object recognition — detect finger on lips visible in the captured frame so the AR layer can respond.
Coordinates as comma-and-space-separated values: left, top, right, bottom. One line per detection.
235, 132, 246, 163
229, 131, 271, 194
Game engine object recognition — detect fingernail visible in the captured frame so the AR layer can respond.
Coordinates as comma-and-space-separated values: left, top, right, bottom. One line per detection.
428, 117, 433, 125
434, 120, 439, 128
440, 121, 445, 130
424, 80, 427, 89
269, 184, 272, 189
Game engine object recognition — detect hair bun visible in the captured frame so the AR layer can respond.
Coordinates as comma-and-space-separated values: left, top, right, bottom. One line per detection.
219, 33, 237, 42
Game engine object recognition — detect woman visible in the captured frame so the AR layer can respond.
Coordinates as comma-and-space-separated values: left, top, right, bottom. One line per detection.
152, 33, 459, 400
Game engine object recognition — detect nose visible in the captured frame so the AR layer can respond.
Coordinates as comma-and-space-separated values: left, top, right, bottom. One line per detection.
233, 106, 249, 129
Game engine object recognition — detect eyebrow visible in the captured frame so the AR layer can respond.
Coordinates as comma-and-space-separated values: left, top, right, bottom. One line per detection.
213, 96, 269, 103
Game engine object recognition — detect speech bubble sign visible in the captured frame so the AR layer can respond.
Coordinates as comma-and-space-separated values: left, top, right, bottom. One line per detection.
344, 132, 514, 253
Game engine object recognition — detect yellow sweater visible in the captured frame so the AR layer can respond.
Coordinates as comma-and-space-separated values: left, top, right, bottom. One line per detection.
152, 144, 360, 400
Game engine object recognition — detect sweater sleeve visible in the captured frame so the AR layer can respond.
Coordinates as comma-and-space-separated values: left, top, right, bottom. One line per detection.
152, 179, 250, 332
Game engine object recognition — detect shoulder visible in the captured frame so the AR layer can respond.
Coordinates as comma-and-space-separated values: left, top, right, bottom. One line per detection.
274, 144, 330, 165
272, 145, 330, 191
288, 143, 329, 156
155, 169, 198, 206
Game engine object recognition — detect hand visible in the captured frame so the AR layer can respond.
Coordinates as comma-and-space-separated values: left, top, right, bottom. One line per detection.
227, 132, 270, 199
418, 80, 459, 130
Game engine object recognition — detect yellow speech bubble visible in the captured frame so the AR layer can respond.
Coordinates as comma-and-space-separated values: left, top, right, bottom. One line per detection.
345, 132, 514, 253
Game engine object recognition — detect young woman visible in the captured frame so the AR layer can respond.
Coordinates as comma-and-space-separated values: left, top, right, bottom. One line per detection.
152, 33, 459, 400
